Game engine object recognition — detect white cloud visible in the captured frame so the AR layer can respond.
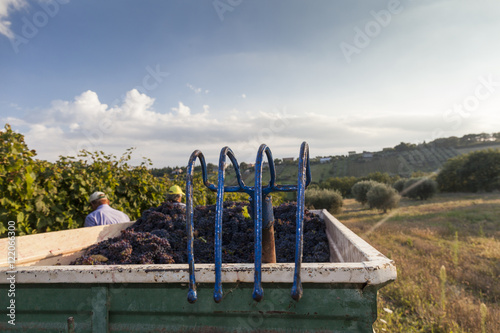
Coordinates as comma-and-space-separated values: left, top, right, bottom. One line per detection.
4, 90, 296, 165
69, 122, 79, 131
6, 88, 497, 167
0, 0, 25, 39
5, 89, 223, 164
186, 83, 202, 94
186, 83, 209, 95
172, 101, 191, 117
242, 94, 246, 99
186, 83, 201, 94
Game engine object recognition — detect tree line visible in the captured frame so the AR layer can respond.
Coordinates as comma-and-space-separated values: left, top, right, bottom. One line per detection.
2, 123, 499, 236
307, 149, 500, 213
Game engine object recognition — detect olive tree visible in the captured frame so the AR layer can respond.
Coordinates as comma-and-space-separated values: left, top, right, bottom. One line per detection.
367, 183, 400, 213
351, 180, 378, 205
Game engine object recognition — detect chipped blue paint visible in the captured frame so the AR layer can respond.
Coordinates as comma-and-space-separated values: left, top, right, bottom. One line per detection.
291, 141, 310, 301
185, 150, 217, 303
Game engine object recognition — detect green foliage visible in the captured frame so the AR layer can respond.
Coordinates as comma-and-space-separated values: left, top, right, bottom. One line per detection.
351, 180, 378, 205
319, 172, 395, 198
402, 177, 438, 200
0, 124, 38, 235
437, 149, 500, 192
305, 188, 343, 214
460, 149, 500, 192
394, 142, 417, 152
164, 173, 251, 207
320, 176, 358, 197
366, 183, 400, 213
150, 166, 174, 178
0, 124, 168, 237
307, 183, 320, 190
0, 121, 284, 237
436, 154, 468, 192
393, 179, 406, 193
361, 171, 394, 184
429, 136, 459, 148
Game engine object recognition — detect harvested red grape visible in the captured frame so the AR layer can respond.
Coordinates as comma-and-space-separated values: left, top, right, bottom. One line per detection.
71, 202, 329, 265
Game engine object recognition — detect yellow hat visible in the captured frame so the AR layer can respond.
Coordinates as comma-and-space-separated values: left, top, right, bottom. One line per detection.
168, 185, 185, 195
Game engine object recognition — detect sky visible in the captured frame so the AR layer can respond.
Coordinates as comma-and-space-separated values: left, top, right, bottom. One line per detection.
1, 0, 499, 168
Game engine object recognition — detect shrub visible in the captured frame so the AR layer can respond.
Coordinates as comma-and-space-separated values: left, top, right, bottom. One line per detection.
305, 188, 343, 214
320, 176, 358, 197
393, 179, 406, 193
351, 180, 378, 205
437, 149, 500, 192
367, 183, 400, 213
402, 177, 438, 200
436, 154, 468, 192
361, 171, 393, 184
459, 149, 500, 192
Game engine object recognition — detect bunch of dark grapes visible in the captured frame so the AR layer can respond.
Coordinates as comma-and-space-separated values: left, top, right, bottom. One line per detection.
71, 229, 173, 265
71, 201, 330, 265
273, 202, 330, 262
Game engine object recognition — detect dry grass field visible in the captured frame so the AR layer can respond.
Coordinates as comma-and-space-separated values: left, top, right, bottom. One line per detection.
336, 193, 500, 333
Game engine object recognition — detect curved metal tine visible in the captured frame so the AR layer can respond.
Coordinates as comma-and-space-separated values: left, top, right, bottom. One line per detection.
252, 144, 269, 302
305, 148, 312, 187
262, 146, 277, 196
186, 150, 209, 303
214, 146, 235, 303
194, 150, 217, 192
225, 150, 249, 193
291, 141, 309, 301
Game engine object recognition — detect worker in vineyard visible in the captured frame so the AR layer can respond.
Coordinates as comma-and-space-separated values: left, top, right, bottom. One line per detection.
167, 185, 186, 208
84, 191, 131, 227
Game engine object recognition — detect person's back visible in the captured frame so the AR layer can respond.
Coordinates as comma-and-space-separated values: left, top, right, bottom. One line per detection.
85, 203, 130, 227
84, 191, 131, 227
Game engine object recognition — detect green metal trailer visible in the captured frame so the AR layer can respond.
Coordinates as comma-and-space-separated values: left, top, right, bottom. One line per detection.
1, 210, 396, 332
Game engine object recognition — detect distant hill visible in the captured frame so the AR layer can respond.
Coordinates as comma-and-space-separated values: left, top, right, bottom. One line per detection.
151, 132, 500, 184
308, 143, 500, 181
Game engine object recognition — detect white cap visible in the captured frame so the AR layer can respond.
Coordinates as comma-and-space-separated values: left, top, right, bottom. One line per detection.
89, 191, 107, 203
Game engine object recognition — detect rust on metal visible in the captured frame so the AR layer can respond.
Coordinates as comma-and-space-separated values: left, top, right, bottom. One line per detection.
262, 224, 277, 263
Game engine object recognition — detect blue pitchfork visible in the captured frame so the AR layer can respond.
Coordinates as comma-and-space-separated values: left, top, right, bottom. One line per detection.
185, 142, 311, 303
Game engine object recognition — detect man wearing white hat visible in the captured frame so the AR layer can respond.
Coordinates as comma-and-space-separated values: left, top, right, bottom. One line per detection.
84, 191, 131, 227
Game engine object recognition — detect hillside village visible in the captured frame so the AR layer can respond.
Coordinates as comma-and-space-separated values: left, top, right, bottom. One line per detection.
151, 132, 500, 184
